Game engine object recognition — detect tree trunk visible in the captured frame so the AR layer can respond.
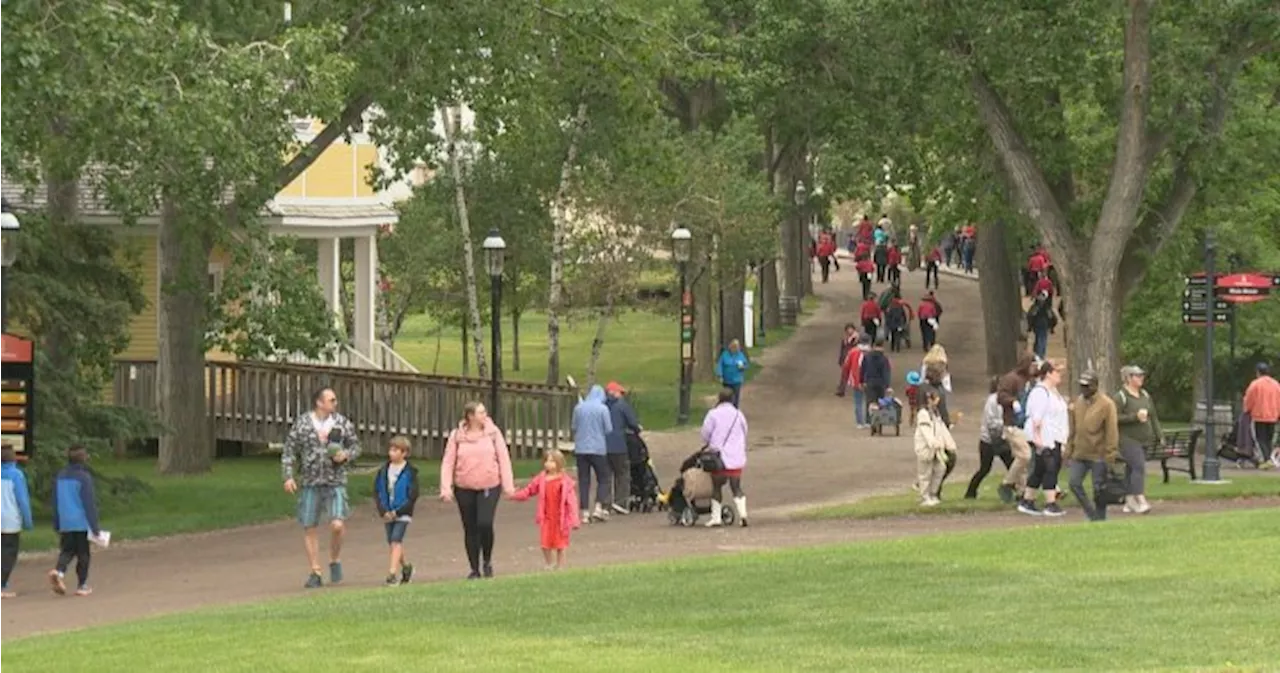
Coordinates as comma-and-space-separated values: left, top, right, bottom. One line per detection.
761, 261, 781, 330
584, 294, 615, 388
976, 219, 1025, 377
693, 262, 716, 381
431, 323, 443, 374
156, 198, 214, 474
1059, 266, 1123, 393
460, 314, 469, 377
546, 101, 589, 385
721, 265, 746, 348
440, 106, 488, 378
510, 306, 521, 372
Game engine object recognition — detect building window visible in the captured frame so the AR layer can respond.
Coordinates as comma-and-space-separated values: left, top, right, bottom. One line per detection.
208, 262, 225, 297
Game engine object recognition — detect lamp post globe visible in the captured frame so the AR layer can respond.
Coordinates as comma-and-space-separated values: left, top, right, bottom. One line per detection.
1, 200, 19, 268
671, 226, 691, 264
482, 228, 506, 278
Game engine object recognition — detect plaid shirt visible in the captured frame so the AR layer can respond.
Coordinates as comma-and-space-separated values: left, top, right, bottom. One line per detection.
282, 412, 361, 487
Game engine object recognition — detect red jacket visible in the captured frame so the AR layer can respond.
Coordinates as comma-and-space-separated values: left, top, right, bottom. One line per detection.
854, 241, 871, 260
1027, 253, 1047, 273
816, 234, 837, 258
510, 471, 581, 531
855, 258, 875, 275
962, 224, 977, 239
860, 299, 882, 322
925, 248, 942, 264
856, 219, 874, 243
1033, 276, 1055, 297
918, 300, 938, 320
886, 246, 902, 266
842, 348, 867, 387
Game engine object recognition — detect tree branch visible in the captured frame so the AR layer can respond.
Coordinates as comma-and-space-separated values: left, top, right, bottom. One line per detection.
273, 91, 375, 192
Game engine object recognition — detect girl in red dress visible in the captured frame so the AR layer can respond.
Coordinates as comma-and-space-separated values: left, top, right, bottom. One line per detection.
510, 449, 580, 570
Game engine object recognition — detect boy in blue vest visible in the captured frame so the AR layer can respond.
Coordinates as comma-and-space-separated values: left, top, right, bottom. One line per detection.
49, 446, 101, 596
2, 444, 35, 598
374, 436, 420, 586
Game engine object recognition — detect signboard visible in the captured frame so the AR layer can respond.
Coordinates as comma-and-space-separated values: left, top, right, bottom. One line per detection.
1182, 312, 1230, 325
1, 334, 35, 458
1214, 273, 1272, 304
680, 289, 694, 363
1181, 277, 1230, 325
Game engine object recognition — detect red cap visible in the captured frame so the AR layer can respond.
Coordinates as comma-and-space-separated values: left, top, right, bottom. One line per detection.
605, 381, 626, 394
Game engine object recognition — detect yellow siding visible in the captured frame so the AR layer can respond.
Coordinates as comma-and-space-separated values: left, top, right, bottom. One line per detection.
356, 145, 379, 197
304, 143, 355, 197
278, 173, 305, 197
119, 235, 159, 360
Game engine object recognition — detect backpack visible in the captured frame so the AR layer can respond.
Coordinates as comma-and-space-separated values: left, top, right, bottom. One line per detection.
1012, 385, 1034, 427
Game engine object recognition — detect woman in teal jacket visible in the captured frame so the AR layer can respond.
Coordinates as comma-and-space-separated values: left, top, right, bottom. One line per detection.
716, 339, 750, 408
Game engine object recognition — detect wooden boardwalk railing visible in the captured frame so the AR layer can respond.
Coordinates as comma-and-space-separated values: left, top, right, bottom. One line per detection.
112, 360, 577, 459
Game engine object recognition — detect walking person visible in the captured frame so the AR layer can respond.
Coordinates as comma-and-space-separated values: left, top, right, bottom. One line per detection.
816, 230, 837, 283
717, 339, 749, 408
1, 445, 34, 598
965, 378, 1014, 499
440, 401, 516, 578
509, 449, 580, 570
924, 246, 941, 290
960, 226, 977, 273
48, 446, 102, 596
700, 388, 750, 527
571, 386, 614, 523
996, 354, 1039, 504
860, 293, 883, 340
941, 229, 958, 267
373, 436, 420, 586
1026, 291, 1056, 359
913, 389, 957, 506
1017, 360, 1069, 516
855, 255, 875, 298
886, 294, 912, 353
842, 334, 872, 429
886, 243, 902, 286
282, 387, 361, 589
860, 339, 892, 421
1065, 371, 1119, 522
835, 323, 859, 396
1113, 365, 1163, 512
873, 238, 889, 283
1243, 362, 1280, 468
917, 294, 941, 351
906, 225, 922, 272
604, 381, 641, 515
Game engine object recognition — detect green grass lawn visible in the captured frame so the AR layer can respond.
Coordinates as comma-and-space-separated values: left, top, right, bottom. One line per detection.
6, 509, 1278, 671
797, 473, 1280, 520
393, 298, 816, 429
20, 456, 541, 552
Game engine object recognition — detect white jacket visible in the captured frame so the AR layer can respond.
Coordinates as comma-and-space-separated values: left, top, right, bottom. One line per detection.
914, 409, 957, 463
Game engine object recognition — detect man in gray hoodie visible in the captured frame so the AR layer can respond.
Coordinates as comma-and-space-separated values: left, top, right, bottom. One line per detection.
572, 385, 614, 522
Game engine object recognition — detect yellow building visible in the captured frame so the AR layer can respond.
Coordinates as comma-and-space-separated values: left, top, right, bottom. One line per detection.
2, 119, 418, 372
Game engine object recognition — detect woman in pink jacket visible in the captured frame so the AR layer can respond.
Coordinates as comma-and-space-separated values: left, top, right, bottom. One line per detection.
700, 388, 749, 528
440, 401, 515, 579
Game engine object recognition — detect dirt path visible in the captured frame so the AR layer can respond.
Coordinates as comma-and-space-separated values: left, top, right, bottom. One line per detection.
0, 265, 1132, 640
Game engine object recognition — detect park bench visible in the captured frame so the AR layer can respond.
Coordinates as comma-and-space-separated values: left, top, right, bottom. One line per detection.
1144, 429, 1200, 483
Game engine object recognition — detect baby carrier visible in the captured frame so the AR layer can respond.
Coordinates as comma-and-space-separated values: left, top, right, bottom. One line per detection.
665, 450, 736, 527
626, 433, 665, 512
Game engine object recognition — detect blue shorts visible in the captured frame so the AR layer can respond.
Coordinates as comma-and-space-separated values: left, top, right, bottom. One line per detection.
384, 521, 409, 544
296, 486, 350, 528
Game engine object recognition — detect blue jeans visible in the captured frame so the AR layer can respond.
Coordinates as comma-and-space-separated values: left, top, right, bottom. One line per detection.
1033, 326, 1048, 358
852, 388, 866, 426
727, 384, 742, 408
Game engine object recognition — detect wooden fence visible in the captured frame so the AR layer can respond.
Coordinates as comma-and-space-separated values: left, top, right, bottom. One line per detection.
112, 360, 577, 459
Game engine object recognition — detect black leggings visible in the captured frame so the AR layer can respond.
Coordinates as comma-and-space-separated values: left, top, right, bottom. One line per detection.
1027, 444, 1063, 491
925, 262, 939, 289
711, 474, 744, 500
56, 532, 92, 588
455, 487, 501, 572
966, 440, 1014, 498
1, 533, 19, 587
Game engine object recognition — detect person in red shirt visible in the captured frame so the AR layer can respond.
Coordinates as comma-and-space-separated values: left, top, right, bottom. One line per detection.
886, 244, 903, 286
841, 334, 872, 428
917, 294, 941, 351
1243, 362, 1280, 467
854, 240, 871, 261
816, 231, 837, 283
855, 256, 875, 298
1031, 272, 1055, 300
860, 294, 883, 340
855, 216, 874, 245
1025, 248, 1047, 296
924, 247, 942, 290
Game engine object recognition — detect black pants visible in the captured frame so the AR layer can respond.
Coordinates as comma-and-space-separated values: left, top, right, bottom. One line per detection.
830, 255, 839, 271
1, 533, 19, 588
925, 263, 939, 289
887, 265, 900, 286
711, 474, 745, 500
859, 274, 872, 299
576, 454, 612, 509
966, 440, 1014, 498
607, 453, 630, 507
875, 262, 887, 283
819, 257, 831, 283
56, 531, 92, 588
862, 319, 878, 340
455, 487, 501, 573
920, 319, 937, 351
864, 383, 886, 419
1027, 444, 1063, 491
889, 327, 907, 352
1255, 421, 1276, 462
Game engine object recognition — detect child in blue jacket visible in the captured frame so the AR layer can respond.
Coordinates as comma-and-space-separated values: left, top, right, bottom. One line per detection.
373, 436, 420, 586
2, 445, 34, 598
49, 446, 101, 596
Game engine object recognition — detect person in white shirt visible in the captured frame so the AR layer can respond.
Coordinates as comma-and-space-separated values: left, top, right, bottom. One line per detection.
1018, 360, 1069, 516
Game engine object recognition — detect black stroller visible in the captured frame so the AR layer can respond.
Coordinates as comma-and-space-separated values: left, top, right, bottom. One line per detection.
665, 450, 737, 527
1217, 413, 1263, 468
626, 433, 666, 513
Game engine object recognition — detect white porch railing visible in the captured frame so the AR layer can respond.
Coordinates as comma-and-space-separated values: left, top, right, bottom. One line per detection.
372, 341, 420, 373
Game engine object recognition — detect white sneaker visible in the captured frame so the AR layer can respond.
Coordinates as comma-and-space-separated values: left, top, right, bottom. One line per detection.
1134, 496, 1151, 514
581, 509, 592, 523
921, 496, 941, 507
591, 504, 610, 522
610, 503, 629, 515
1122, 496, 1136, 513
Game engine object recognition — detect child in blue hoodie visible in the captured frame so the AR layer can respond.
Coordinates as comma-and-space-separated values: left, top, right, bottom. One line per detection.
49, 446, 101, 596
373, 436, 420, 586
2, 445, 34, 598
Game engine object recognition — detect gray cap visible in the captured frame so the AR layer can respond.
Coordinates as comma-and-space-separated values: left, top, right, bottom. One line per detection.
1078, 370, 1099, 386
1120, 365, 1146, 378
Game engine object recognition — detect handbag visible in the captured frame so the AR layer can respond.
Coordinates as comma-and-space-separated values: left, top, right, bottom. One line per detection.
698, 411, 741, 473
1101, 466, 1128, 505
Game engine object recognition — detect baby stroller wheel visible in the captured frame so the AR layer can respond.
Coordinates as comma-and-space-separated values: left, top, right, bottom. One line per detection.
668, 509, 682, 526
721, 504, 737, 527
679, 507, 697, 527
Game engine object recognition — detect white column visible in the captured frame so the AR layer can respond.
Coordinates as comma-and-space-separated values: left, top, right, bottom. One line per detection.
316, 237, 342, 329
352, 234, 377, 357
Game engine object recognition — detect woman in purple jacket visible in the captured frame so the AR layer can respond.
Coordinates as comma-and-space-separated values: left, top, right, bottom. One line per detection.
700, 388, 749, 528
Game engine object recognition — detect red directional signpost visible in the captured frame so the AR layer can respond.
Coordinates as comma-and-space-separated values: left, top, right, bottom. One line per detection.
1215, 272, 1272, 304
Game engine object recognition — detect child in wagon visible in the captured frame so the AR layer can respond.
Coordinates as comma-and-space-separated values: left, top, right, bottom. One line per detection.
509, 449, 581, 570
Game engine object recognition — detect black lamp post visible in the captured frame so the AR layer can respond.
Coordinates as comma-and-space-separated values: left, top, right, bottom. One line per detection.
672, 226, 693, 424
482, 228, 506, 422
1201, 229, 1222, 482
1, 198, 21, 333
